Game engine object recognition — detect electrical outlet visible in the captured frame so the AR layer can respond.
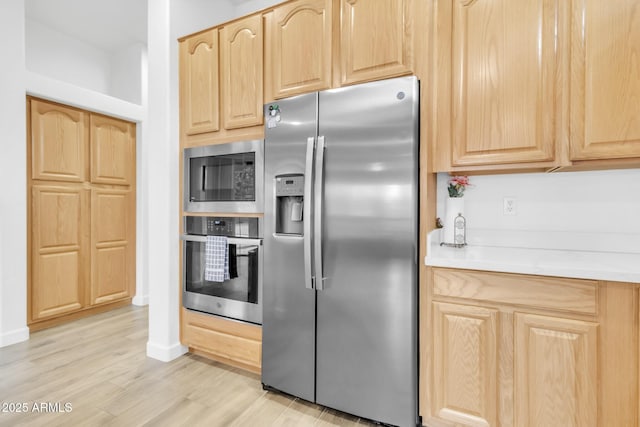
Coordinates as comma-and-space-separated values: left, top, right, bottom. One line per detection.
503, 197, 517, 216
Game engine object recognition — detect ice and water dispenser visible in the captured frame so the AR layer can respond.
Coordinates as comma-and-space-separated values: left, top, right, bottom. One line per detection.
275, 174, 304, 235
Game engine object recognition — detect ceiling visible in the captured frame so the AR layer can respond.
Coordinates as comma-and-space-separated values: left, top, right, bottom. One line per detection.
25, 0, 148, 52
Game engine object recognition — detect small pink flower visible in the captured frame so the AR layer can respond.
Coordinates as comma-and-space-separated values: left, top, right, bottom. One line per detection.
447, 175, 471, 198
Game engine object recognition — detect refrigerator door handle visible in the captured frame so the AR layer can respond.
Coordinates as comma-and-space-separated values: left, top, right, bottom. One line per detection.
303, 136, 316, 290
314, 135, 326, 290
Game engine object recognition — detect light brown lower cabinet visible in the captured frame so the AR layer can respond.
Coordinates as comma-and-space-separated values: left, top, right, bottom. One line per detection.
422, 267, 640, 427
181, 308, 262, 374
29, 184, 135, 330
90, 188, 134, 305
30, 184, 89, 321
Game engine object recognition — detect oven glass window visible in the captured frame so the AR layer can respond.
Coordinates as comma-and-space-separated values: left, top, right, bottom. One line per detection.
189, 152, 255, 202
185, 241, 259, 304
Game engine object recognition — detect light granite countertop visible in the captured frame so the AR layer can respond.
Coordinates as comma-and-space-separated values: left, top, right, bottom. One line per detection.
424, 229, 640, 283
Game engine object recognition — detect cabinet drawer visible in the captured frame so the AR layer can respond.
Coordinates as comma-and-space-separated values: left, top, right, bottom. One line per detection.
182, 309, 262, 372
432, 268, 598, 315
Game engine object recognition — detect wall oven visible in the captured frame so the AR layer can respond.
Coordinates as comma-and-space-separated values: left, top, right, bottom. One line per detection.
182, 216, 262, 324
183, 140, 264, 213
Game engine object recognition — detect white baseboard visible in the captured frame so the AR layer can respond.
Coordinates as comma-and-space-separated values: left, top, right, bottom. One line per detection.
146, 341, 187, 362
0, 326, 29, 348
132, 294, 149, 306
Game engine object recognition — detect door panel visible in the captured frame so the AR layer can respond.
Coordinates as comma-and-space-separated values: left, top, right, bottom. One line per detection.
514, 313, 598, 427
570, 0, 640, 160
315, 77, 419, 427
220, 14, 263, 129
31, 185, 88, 320
180, 29, 220, 135
267, 0, 333, 99
340, 0, 413, 85
91, 188, 131, 305
432, 302, 498, 426
436, 0, 558, 167
30, 100, 88, 182
90, 115, 135, 186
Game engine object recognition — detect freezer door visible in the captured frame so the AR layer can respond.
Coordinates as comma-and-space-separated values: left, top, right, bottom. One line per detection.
261, 92, 318, 402
315, 77, 419, 427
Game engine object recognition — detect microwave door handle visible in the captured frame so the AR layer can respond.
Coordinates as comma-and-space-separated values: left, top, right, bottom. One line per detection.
314, 136, 326, 291
201, 165, 207, 191
303, 136, 315, 290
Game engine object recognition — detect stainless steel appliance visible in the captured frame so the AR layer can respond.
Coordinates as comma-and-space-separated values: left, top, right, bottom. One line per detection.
262, 76, 419, 426
182, 216, 263, 324
183, 140, 264, 213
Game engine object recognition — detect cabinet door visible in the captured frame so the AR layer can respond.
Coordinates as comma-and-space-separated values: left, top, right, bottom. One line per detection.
267, 0, 332, 99
339, 0, 413, 85
435, 0, 559, 169
220, 14, 264, 130
31, 185, 89, 320
432, 302, 498, 426
514, 313, 597, 427
90, 114, 135, 186
90, 188, 133, 305
30, 99, 88, 182
180, 29, 220, 135
569, 0, 640, 160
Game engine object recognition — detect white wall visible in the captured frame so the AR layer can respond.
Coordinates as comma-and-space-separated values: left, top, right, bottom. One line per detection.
0, 0, 28, 347
171, 0, 235, 38
26, 17, 146, 106
26, 18, 112, 96
110, 43, 146, 104
436, 169, 640, 253
233, 0, 284, 16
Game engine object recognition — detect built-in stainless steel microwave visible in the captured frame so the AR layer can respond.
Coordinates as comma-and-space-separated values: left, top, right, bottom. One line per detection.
183, 140, 264, 213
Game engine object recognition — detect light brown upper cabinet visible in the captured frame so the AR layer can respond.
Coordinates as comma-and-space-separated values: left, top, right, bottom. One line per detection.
433, 0, 640, 173
569, 0, 640, 161
90, 114, 135, 186
265, 0, 333, 99
339, 0, 413, 86
180, 29, 220, 136
180, 15, 265, 145
30, 99, 89, 182
220, 14, 264, 130
433, 0, 560, 171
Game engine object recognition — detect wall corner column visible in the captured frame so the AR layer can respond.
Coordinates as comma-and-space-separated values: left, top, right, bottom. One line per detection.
145, 0, 186, 361
0, 0, 29, 348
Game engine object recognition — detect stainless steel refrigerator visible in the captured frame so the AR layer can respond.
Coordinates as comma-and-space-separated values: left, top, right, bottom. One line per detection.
262, 76, 419, 427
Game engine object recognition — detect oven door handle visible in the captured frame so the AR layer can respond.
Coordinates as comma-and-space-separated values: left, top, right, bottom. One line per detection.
180, 234, 262, 246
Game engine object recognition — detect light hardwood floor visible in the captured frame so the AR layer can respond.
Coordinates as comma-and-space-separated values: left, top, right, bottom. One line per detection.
0, 306, 376, 426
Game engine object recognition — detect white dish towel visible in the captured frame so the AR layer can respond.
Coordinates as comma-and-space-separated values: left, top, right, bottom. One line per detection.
205, 236, 230, 282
